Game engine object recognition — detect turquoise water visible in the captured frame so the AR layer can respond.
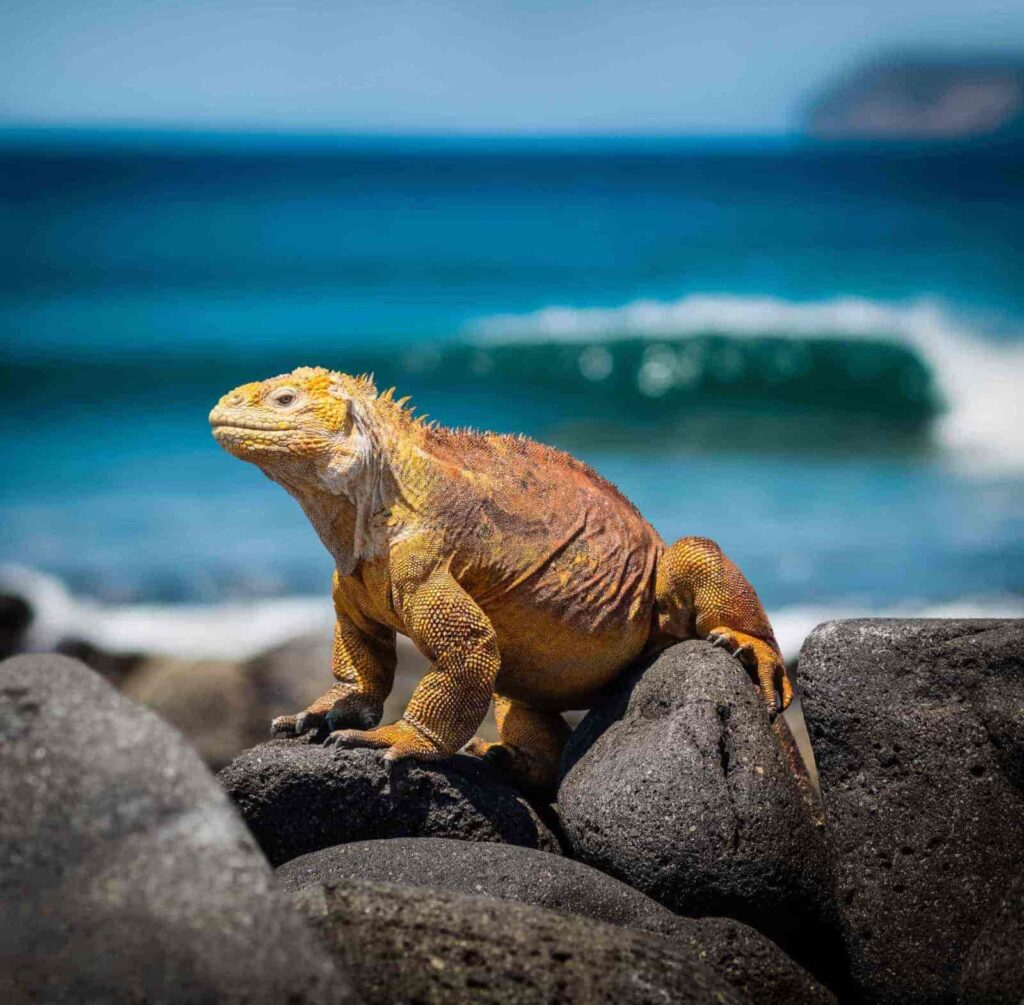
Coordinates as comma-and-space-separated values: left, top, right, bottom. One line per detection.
1, 131, 1022, 626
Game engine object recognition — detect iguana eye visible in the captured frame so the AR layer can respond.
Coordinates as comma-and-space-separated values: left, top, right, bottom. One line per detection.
271, 389, 297, 407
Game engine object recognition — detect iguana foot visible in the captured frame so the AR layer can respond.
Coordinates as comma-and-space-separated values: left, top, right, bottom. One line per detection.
464, 737, 557, 795
324, 719, 447, 764
706, 627, 793, 716
270, 696, 380, 739
271, 710, 326, 739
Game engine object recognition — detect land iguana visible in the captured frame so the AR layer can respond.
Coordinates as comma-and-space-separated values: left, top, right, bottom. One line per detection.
210, 367, 793, 791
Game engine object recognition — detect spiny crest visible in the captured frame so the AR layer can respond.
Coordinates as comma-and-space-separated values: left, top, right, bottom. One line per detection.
322, 369, 378, 401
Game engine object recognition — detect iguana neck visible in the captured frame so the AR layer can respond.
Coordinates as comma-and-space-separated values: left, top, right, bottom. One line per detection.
273, 401, 431, 575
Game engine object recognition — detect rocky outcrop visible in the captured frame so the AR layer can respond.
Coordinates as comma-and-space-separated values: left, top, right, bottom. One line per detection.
220, 738, 560, 866
0, 653, 347, 1004
556, 641, 841, 984
800, 618, 1024, 1005
279, 837, 836, 1004
292, 878, 746, 1004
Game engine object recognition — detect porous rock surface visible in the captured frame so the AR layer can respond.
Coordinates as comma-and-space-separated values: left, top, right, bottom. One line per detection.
292, 878, 747, 1005
958, 873, 1024, 1005
277, 835, 675, 928
800, 618, 1024, 1005
0, 653, 347, 1005
556, 641, 841, 981
279, 837, 836, 1004
219, 738, 559, 866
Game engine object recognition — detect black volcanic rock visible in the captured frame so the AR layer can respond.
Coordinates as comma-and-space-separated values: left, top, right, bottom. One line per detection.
277, 835, 673, 929
279, 837, 836, 1004
556, 641, 841, 985
959, 874, 1024, 1005
219, 738, 560, 866
800, 619, 1024, 1005
291, 878, 747, 1005
0, 653, 347, 1004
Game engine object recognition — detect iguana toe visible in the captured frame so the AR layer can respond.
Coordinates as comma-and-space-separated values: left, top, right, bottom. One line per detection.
704, 626, 793, 719
270, 711, 325, 738
326, 720, 446, 762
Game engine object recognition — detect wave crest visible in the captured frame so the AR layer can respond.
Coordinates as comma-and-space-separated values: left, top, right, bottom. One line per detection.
467, 294, 1024, 472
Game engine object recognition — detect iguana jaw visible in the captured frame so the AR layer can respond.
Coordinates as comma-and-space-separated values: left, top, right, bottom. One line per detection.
209, 415, 300, 458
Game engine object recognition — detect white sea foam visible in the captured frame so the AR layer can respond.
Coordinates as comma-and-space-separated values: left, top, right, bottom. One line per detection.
1, 564, 333, 660
470, 294, 1024, 474
4, 564, 1020, 665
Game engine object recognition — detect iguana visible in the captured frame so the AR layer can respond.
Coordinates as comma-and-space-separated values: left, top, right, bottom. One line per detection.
210, 367, 792, 791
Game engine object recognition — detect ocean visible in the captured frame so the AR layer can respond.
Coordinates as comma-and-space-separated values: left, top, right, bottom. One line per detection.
2, 130, 1022, 659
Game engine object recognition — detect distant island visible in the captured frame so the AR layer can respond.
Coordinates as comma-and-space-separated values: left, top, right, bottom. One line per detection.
805, 53, 1024, 140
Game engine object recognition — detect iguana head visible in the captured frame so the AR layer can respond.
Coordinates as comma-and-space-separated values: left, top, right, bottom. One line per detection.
209, 366, 379, 493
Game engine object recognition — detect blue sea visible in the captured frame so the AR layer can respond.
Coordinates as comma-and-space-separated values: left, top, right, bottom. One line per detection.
1, 130, 1022, 657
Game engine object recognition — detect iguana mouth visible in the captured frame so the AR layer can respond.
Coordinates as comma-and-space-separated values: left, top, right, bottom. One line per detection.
210, 418, 294, 433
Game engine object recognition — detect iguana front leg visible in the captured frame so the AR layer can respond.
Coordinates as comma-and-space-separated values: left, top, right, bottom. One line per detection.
326, 561, 499, 764
271, 582, 396, 738
655, 535, 793, 715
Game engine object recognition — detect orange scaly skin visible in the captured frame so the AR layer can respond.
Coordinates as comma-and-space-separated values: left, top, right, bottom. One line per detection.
210, 367, 792, 792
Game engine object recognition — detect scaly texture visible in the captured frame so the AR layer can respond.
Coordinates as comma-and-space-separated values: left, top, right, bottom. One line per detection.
210, 366, 790, 790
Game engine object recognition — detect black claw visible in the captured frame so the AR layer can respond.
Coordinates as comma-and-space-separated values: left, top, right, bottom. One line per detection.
294, 712, 311, 735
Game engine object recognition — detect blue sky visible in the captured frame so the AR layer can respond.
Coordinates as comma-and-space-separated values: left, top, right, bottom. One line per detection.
2, 0, 1023, 134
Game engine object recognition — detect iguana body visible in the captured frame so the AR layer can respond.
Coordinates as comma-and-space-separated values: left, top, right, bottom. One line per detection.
210, 367, 792, 790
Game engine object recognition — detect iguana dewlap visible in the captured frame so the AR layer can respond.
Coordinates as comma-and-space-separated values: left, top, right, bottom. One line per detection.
210, 367, 792, 790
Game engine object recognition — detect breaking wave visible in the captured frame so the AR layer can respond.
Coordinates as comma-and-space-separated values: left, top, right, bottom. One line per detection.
462, 295, 1024, 472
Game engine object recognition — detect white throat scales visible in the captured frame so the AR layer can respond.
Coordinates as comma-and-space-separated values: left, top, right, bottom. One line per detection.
311, 396, 395, 575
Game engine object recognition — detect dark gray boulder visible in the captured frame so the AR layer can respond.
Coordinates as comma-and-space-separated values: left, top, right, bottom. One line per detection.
800, 619, 1024, 1005
556, 641, 842, 985
277, 835, 674, 929
278, 837, 836, 1004
0, 653, 348, 1005
959, 874, 1024, 1005
292, 878, 746, 1004
219, 738, 560, 866
682, 916, 839, 1005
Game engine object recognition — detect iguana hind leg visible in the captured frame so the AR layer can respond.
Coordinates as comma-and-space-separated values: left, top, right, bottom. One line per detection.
465, 696, 570, 795
655, 535, 793, 715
